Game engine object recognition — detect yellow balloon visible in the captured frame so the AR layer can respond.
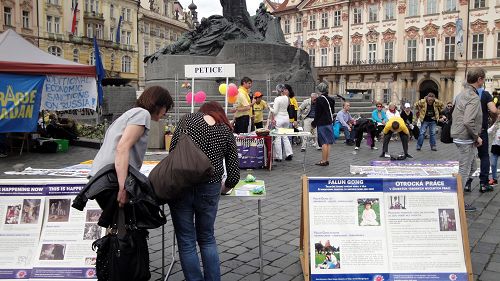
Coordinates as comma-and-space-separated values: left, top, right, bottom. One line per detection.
218, 83, 227, 95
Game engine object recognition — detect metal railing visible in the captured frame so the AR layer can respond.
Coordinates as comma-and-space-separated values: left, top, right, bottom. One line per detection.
317, 60, 457, 75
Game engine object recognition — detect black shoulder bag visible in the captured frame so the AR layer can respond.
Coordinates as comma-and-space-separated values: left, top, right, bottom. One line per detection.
92, 206, 150, 281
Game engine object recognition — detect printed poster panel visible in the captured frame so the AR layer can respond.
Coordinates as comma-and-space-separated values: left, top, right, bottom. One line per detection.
308, 177, 467, 281
41, 75, 98, 111
0, 73, 45, 133
30, 182, 102, 280
0, 184, 46, 280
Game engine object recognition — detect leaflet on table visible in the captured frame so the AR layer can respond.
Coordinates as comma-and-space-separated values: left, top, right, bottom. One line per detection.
31, 188, 102, 280
308, 177, 467, 281
0, 191, 45, 280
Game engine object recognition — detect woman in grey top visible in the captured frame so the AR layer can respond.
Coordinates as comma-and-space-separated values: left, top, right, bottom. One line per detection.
90, 86, 173, 207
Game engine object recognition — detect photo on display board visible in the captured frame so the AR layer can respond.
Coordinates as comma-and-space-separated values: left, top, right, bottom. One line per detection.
389, 195, 407, 210
85, 209, 102, 223
357, 198, 380, 226
83, 223, 102, 240
85, 257, 97, 266
21, 199, 41, 224
314, 240, 340, 269
39, 244, 66, 260
4, 204, 21, 224
48, 199, 71, 222
438, 208, 457, 232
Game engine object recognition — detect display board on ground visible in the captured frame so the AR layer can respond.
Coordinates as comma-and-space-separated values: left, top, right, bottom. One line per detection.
300, 176, 472, 281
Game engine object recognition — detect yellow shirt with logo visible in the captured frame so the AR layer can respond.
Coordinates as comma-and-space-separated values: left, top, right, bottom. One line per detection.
235, 86, 251, 118
253, 100, 267, 123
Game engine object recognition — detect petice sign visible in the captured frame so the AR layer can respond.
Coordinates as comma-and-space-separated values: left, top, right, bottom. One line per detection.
185, 64, 235, 78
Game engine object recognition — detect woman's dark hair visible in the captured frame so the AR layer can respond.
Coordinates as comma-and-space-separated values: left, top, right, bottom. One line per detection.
285, 84, 295, 98
135, 86, 174, 116
199, 101, 233, 130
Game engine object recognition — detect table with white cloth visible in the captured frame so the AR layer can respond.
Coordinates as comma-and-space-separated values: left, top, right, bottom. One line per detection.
269, 130, 312, 171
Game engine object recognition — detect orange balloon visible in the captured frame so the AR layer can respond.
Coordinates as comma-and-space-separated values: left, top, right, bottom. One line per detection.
228, 94, 237, 104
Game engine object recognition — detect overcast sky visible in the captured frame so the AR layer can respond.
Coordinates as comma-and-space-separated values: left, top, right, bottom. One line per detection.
178, 0, 261, 19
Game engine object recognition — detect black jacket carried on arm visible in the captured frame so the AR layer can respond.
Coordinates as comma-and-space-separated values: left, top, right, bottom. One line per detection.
72, 164, 166, 229
312, 94, 335, 127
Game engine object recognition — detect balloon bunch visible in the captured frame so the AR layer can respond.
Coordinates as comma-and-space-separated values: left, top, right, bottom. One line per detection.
218, 83, 239, 103
185, 91, 207, 104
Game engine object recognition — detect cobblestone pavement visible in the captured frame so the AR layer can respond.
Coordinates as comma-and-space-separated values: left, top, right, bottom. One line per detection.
0, 139, 499, 281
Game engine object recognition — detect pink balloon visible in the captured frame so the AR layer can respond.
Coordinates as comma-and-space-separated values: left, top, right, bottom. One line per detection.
228, 83, 238, 97
194, 91, 206, 103
185, 92, 193, 103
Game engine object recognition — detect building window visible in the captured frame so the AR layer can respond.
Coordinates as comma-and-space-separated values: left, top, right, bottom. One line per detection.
295, 16, 302, 32
95, 24, 103, 39
284, 19, 290, 34
472, 33, 484, 59
385, 1, 395, 20
445, 0, 457, 11
407, 39, 417, 61
89, 51, 95, 65
427, 0, 437, 14
473, 0, 486, 8
4, 7, 12, 26
110, 27, 114, 41
383, 89, 390, 104
333, 46, 340, 66
408, 0, 419, 16
48, 46, 62, 57
110, 4, 114, 18
164, 1, 169, 16
333, 10, 341, 27
73, 49, 79, 62
48, 0, 59, 4
444, 36, 455, 60
497, 32, 500, 58
46, 16, 53, 33
321, 12, 328, 29
126, 31, 131, 45
87, 23, 93, 38
309, 49, 316, 66
384, 42, 394, 63
352, 45, 361, 64
309, 14, 316, 30
54, 17, 60, 33
144, 42, 149, 56
22, 11, 30, 28
425, 38, 436, 61
368, 43, 377, 63
320, 48, 328, 66
122, 8, 131, 21
368, 5, 378, 22
121, 56, 131, 72
353, 7, 362, 24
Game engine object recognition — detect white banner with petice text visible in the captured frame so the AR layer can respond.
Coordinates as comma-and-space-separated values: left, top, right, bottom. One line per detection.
41, 75, 98, 111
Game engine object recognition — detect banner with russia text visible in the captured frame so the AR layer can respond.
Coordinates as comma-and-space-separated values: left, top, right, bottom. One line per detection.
40, 75, 98, 111
0, 73, 46, 133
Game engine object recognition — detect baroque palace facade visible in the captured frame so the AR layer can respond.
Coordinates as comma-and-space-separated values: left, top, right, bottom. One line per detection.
0, 0, 191, 89
268, 0, 500, 104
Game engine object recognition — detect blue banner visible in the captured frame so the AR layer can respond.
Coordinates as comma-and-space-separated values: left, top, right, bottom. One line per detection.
0, 73, 45, 133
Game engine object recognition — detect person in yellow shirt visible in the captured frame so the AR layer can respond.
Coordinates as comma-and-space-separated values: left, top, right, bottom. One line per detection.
234, 77, 254, 133
252, 92, 268, 129
380, 116, 413, 159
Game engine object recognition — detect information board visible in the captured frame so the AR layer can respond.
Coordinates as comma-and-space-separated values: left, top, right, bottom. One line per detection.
300, 176, 472, 281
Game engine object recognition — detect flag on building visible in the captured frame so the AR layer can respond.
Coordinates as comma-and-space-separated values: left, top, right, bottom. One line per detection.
71, 2, 78, 34
93, 37, 105, 106
115, 15, 122, 43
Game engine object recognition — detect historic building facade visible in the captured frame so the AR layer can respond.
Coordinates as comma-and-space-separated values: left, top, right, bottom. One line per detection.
268, 0, 500, 104
1, 0, 191, 89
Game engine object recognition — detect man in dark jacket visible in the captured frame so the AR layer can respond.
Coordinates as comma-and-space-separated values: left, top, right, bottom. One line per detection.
312, 82, 335, 166
476, 88, 498, 189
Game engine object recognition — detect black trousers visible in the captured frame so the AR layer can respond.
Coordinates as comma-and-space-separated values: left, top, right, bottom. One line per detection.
355, 129, 375, 148
254, 121, 263, 129
234, 115, 250, 134
477, 130, 490, 185
382, 131, 409, 155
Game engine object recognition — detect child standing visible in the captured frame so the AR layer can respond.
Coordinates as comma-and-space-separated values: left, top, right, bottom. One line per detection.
488, 116, 500, 186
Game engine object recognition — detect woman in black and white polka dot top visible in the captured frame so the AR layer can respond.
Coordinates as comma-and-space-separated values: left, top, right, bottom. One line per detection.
167, 101, 239, 280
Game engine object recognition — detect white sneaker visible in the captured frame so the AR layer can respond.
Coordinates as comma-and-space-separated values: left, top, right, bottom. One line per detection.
384, 153, 391, 158
371, 147, 378, 150
354, 147, 359, 150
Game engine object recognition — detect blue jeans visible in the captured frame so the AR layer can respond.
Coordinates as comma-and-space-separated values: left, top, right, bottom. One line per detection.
492, 153, 499, 180
168, 182, 221, 281
335, 121, 353, 141
417, 121, 436, 148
